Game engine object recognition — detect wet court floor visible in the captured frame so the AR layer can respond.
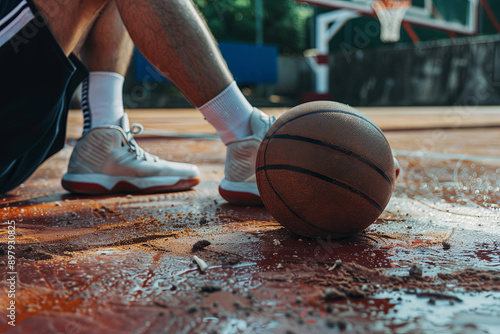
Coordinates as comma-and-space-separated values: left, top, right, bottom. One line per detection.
0, 107, 499, 333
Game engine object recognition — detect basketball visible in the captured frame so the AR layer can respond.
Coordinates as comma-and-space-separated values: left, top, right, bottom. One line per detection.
256, 101, 396, 239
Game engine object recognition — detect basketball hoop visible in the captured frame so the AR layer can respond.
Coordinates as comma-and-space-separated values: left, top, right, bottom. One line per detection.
372, 0, 411, 42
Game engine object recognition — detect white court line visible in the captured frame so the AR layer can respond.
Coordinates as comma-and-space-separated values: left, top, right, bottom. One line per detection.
393, 150, 500, 162
141, 128, 219, 140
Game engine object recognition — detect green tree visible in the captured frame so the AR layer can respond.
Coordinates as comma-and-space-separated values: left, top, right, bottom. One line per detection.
193, 0, 313, 54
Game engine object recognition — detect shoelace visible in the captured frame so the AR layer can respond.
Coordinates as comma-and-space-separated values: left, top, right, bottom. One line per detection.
126, 123, 159, 162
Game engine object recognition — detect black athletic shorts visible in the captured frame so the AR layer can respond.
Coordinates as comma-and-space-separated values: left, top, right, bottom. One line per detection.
0, 0, 87, 194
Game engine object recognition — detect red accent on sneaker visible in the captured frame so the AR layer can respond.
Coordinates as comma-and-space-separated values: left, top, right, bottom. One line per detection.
394, 158, 401, 180
218, 186, 263, 206
62, 178, 200, 195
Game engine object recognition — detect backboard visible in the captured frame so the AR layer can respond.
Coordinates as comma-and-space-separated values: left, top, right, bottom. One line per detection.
298, 0, 479, 35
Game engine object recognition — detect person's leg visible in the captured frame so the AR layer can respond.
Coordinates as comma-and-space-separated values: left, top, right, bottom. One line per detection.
79, 1, 132, 75
70, 0, 255, 144
33, 0, 262, 142
113, 0, 273, 203
116, 0, 231, 107
115, 0, 262, 145
33, 0, 262, 141
79, 1, 133, 131
32, 0, 272, 203
62, 1, 200, 194
32, 0, 108, 56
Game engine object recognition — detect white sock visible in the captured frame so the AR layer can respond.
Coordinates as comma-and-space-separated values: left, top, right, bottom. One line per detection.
198, 81, 253, 144
81, 72, 125, 132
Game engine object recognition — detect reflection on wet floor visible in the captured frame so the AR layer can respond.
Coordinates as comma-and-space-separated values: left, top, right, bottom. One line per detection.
1, 136, 500, 333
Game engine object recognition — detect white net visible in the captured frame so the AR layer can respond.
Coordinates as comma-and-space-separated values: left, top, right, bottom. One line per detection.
372, 0, 411, 42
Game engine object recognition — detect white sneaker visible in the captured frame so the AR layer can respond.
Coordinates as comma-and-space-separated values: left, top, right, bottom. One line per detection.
219, 109, 275, 205
62, 115, 200, 194
394, 157, 401, 179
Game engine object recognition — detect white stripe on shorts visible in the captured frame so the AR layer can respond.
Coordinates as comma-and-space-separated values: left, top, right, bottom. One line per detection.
0, 1, 35, 48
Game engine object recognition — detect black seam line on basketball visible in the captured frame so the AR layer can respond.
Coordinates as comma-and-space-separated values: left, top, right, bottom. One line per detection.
259, 145, 338, 234
269, 109, 385, 139
263, 134, 393, 187
256, 165, 384, 213
260, 109, 383, 234
258, 172, 345, 235
258, 165, 374, 235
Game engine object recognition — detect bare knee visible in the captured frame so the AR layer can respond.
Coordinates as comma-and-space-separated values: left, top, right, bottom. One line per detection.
32, 0, 110, 55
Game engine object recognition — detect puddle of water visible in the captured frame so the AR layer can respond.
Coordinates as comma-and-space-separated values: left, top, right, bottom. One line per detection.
373, 291, 500, 333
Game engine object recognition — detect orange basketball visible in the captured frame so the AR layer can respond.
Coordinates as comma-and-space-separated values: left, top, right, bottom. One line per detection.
256, 101, 395, 238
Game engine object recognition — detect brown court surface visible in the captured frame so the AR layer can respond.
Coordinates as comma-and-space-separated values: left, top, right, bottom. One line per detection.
1, 107, 500, 333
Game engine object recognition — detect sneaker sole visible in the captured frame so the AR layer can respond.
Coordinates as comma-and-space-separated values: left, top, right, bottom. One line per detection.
62, 174, 200, 195
218, 179, 263, 206
218, 186, 263, 206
